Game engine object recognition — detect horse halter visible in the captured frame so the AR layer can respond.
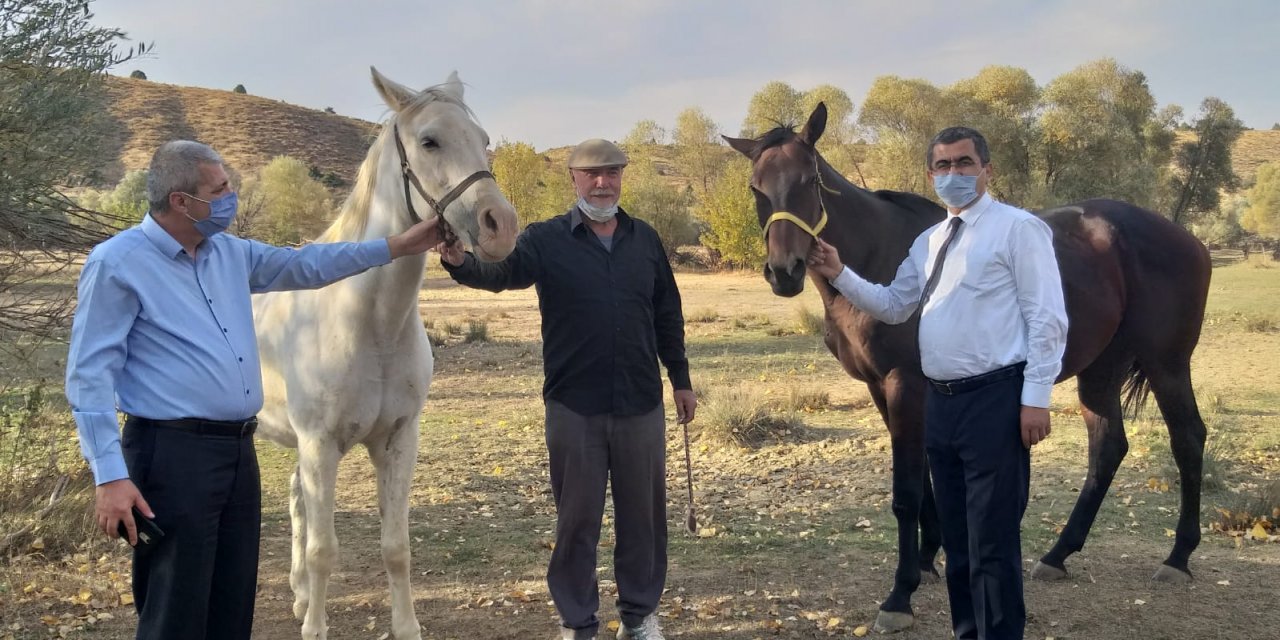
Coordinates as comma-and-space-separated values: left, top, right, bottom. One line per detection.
392, 124, 495, 243
760, 154, 839, 241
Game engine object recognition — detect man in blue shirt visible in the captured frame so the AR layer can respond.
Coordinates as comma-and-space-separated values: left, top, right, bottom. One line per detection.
65, 140, 443, 640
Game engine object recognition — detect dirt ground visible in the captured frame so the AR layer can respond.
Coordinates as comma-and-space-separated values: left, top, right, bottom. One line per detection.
3, 264, 1278, 639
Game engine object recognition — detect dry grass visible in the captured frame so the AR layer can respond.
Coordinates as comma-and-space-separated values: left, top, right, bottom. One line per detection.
793, 304, 825, 336
3, 267, 1280, 639
697, 385, 804, 447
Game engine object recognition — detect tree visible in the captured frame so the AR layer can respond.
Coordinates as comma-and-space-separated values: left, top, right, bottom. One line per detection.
1169, 97, 1244, 224
622, 119, 667, 149
323, 106, 335, 114
491, 140, 552, 226
1242, 161, 1280, 239
233, 83, 246, 94
82, 169, 148, 228
672, 106, 724, 196
741, 81, 802, 138
946, 66, 1040, 205
857, 76, 952, 193
699, 157, 763, 268
1, 0, 148, 338
1037, 58, 1167, 208
240, 156, 334, 244
1189, 193, 1246, 247
129, 69, 145, 79
619, 157, 696, 254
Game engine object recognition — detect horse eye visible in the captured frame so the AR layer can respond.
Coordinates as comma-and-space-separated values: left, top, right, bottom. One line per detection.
421, 137, 438, 149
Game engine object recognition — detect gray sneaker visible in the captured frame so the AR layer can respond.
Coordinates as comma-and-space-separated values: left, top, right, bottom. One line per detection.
559, 626, 595, 640
616, 615, 664, 640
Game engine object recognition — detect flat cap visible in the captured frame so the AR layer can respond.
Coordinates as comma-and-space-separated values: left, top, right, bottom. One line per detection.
567, 138, 628, 169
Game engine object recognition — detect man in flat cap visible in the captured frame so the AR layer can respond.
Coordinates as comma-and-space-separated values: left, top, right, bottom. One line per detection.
439, 138, 695, 640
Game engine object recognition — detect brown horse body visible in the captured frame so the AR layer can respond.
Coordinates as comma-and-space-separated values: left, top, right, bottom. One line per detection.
726, 104, 1211, 632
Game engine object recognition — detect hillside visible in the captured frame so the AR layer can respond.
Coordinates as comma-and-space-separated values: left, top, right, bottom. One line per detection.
1226, 129, 1280, 182
99, 77, 1280, 191
99, 76, 380, 186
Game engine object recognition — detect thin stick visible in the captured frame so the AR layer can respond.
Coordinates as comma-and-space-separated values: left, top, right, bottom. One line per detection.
682, 420, 696, 533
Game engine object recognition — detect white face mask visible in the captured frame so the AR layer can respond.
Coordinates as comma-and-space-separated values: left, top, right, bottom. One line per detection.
577, 197, 618, 222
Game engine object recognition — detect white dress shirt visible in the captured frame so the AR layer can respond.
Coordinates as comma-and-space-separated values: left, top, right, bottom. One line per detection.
830, 193, 1068, 408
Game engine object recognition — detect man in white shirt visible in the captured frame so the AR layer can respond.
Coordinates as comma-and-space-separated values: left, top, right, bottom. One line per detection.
807, 127, 1068, 640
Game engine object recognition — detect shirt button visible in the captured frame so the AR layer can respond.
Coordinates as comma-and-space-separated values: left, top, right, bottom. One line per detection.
223, 328, 228, 333
245, 389, 250, 395
207, 299, 212, 303
238, 357, 244, 362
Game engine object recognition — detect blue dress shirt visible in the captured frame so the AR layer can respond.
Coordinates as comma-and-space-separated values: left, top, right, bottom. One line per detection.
66, 214, 392, 485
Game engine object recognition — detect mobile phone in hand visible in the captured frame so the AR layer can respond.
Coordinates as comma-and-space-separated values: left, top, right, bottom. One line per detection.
117, 507, 164, 547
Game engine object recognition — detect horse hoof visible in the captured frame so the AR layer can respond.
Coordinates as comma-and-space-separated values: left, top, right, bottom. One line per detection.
1152, 564, 1193, 584
1030, 561, 1068, 581
873, 610, 915, 633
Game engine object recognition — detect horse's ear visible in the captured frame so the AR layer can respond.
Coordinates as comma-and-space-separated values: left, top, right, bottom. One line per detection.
800, 102, 828, 146
370, 66, 416, 113
722, 135, 755, 158
442, 70, 464, 101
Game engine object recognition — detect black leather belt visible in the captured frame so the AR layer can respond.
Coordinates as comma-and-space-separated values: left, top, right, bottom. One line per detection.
927, 362, 1026, 396
128, 415, 258, 438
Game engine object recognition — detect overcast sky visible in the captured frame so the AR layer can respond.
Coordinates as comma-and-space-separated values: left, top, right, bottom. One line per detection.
93, 0, 1279, 150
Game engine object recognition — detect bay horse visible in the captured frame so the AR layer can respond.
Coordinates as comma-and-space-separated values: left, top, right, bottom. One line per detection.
725, 103, 1211, 633
252, 68, 518, 640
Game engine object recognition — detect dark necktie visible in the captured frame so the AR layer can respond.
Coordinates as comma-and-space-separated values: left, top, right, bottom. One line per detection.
919, 216, 963, 308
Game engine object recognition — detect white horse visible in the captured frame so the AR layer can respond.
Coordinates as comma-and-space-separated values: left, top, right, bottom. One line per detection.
253, 68, 518, 640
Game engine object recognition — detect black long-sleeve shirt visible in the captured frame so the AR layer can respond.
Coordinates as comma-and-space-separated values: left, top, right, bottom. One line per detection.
442, 207, 691, 417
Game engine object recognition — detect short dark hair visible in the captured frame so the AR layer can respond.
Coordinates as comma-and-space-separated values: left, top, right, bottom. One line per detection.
926, 127, 990, 168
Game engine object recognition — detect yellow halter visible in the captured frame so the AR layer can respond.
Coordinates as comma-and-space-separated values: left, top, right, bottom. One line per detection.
762, 210, 828, 240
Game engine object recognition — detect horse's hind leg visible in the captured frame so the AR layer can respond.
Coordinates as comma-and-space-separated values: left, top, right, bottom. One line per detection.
367, 417, 422, 640
290, 466, 309, 621
1033, 350, 1131, 580
297, 439, 342, 640
1147, 361, 1206, 583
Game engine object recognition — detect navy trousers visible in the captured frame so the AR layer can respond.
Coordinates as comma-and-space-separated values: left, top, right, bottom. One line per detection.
122, 416, 261, 640
925, 370, 1030, 640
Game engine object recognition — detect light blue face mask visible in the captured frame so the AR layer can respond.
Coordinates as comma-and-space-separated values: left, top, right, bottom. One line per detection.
182, 191, 238, 238
577, 197, 618, 222
932, 171, 983, 209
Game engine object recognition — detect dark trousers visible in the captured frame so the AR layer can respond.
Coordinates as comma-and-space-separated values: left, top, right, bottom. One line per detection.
545, 400, 667, 639
121, 416, 261, 640
925, 371, 1030, 640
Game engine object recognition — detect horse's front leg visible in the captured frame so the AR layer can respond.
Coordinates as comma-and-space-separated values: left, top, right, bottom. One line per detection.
297, 438, 342, 640
873, 374, 931, 634
367, 416, 423, 640
290, 466, 309, 621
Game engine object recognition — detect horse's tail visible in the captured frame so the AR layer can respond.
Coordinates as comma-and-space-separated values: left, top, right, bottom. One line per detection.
1121, 361, 1152, 418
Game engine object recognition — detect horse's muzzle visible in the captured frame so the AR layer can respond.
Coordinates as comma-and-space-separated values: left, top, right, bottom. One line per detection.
764, 257, 806, 297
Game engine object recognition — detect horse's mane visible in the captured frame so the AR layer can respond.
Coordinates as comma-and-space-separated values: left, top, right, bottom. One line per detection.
747, 126, 802, 160
870, 188, 945, 222
317, 86, 475, 243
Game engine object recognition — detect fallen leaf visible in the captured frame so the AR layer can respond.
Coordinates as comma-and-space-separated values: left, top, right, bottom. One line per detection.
853, 625, 869, 637
1134, 599, 1146, 605
826, 616, 842, 628
1216, 580, 1230, 586
1251, 522, 1269, 540
119, 594, 134, 606
606, 621, 620, 632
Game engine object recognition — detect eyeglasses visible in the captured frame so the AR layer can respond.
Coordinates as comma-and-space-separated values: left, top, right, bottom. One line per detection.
930, 157, 981, 174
